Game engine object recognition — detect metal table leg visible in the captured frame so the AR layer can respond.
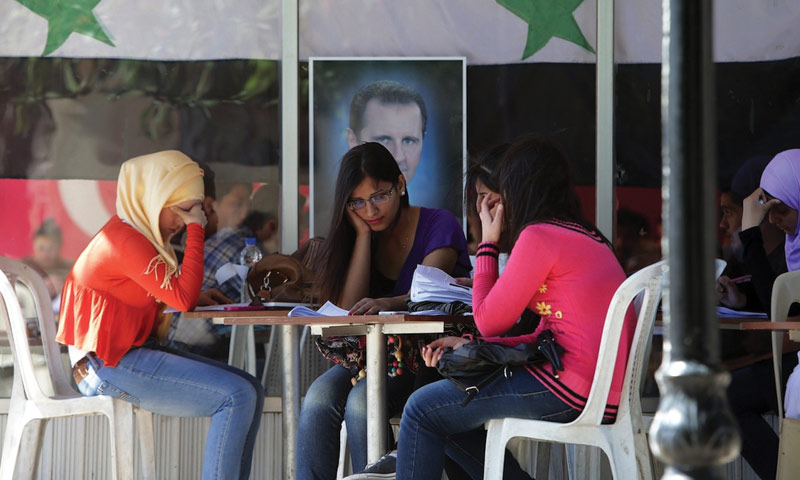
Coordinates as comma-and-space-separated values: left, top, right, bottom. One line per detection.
365, 324, 387, 463
281, 324, 301, 480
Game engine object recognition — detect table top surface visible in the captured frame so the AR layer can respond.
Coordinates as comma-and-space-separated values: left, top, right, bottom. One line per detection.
183, 309, 473, 326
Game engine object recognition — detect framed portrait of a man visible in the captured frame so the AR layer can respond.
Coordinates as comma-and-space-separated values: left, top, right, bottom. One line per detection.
309, 57, 466, 236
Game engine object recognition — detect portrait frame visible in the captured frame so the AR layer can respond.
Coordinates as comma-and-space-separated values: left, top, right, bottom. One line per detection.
309, 57, 467, 237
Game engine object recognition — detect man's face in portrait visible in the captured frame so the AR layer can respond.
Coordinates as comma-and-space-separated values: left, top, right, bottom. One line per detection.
347, 99, 424, 181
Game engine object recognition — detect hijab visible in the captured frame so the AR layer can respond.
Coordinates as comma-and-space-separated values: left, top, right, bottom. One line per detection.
116, 150, 204, 288
760, 149, 800, 271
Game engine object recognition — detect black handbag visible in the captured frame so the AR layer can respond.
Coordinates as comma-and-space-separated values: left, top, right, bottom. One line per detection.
436, 330, 564, 406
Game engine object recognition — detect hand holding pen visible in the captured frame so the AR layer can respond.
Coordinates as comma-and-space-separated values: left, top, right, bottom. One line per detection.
717, 275, 748, 309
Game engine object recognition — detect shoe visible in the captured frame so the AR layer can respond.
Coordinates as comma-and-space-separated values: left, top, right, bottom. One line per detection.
343, 452, 397, 479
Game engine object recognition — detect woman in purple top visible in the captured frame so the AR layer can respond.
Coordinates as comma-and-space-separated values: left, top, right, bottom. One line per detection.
296, 142, 471, 479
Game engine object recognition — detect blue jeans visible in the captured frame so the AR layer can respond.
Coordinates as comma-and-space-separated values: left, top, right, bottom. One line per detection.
296, 364, 415, 479
77, 342, 264, 480
396, 367, 579, 480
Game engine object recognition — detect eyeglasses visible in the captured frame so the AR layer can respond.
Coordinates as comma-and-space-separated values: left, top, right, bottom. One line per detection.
347, 187, 395, 211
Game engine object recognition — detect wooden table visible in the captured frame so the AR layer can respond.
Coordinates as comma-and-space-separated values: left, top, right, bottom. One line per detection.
184, 309, 471, 477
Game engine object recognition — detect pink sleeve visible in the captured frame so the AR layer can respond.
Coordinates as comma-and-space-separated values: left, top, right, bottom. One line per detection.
472, 227, 558, 337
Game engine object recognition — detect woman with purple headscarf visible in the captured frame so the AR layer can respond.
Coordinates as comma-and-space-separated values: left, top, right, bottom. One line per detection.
728, 149, 800, 480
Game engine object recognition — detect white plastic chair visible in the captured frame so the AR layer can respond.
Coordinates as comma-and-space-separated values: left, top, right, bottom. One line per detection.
767, 270, 800, 479
0, 257, 155, 480
769, 270, 800, 422
483, 260, 666, 480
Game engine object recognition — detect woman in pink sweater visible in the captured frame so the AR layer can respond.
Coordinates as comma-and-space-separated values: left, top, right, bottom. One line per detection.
388, 134, 633, 480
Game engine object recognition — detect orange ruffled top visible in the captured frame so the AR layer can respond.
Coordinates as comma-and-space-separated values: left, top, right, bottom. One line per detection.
57, 216, 204, 367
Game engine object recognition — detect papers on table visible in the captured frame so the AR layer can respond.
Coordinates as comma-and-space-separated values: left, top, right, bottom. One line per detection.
410, 265, 472, 305
716, 306, 767, 319
378, 310, 449, 316
214, 262, 249, 285
288, 301, 349, 317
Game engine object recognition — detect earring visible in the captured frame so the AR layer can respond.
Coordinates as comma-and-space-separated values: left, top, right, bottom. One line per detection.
401, 190, 406, 196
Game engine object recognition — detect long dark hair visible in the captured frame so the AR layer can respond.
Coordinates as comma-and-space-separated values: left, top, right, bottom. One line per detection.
495, 134, 610, 248
316, 142, 410, 303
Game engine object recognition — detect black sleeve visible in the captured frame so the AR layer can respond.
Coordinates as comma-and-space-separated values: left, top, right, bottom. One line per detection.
738, 226, 778, 311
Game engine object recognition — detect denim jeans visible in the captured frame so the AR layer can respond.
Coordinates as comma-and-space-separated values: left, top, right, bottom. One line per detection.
396, 367, 579, 480
77, 342, 264, 480
296, 364, 415, 479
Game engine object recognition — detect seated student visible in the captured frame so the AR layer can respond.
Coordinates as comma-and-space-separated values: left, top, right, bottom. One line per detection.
466, 144, 508, 255
56, 151, 264, 480
717, 154, 786, 311
296, 142, 471, 479
22, 218, 72, 310
169, 185, 279, 357
727, 149, 800, 480
377, 134, 633, 479
614, 208, 661, 277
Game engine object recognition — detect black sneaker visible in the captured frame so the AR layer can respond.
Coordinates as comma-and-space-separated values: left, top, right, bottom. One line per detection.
344, 452, 397, 479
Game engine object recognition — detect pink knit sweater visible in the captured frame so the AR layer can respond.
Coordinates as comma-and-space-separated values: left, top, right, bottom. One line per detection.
473, 221, 633, 419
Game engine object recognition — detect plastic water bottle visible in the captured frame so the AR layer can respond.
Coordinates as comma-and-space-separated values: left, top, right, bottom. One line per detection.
239, 237, 263, 268
239, 237, 262, 302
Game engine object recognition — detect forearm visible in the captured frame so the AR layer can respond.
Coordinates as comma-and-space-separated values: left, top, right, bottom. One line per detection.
338, 234, 372, 308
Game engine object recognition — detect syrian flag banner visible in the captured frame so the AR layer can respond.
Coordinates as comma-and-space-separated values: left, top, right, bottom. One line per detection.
0, 0, 280, 59
299, 0, 800, 64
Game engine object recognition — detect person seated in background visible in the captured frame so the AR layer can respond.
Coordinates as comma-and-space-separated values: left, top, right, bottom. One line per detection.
214, 181, 253, 231
465, 144, 508, 255
726, 149, 800, 480
23, 218, 72, 310
717, 154, 787, 311
296, 142, 471, 479
168, 184, 280, 358
613, 208, 661, 276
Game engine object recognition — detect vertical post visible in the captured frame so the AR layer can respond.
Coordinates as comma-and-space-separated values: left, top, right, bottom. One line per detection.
648, 0, 741, 478
280, 0, 299, 478
366, 324, 387, 462
595, 0, 615, 241
281, 324, 300, 479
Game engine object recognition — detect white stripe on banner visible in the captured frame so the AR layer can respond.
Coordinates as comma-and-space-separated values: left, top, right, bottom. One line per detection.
0, 0, 281, 60
300, 0, 800, 64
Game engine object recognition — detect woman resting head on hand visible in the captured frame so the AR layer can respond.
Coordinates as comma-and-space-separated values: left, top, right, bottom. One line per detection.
297, 142, 471, 478
389, 134, 632, 480
57, 150, 264, 480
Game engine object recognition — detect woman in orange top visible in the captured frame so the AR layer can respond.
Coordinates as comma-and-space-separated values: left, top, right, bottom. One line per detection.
57, 151, 264, 480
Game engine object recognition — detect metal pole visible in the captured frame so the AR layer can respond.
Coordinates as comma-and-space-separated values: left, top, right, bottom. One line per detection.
595, 0, 615, 241
280, 325, 301, 479
365, 324, 387, 462
648, 0, 741, 477
280, 0, 299, 477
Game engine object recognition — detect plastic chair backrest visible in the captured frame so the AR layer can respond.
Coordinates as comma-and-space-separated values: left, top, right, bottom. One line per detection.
572, 260, 666, 426
770, 270, 800, 418
0, 257, 74, 400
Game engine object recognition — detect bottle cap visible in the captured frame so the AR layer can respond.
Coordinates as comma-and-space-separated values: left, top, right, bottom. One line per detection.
245, 237, 256, 246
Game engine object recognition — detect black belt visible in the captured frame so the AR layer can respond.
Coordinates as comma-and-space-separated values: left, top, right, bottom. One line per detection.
72, 356, 91, 385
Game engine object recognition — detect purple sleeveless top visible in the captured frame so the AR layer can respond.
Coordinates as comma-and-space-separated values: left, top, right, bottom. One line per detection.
370, 207, 471, 298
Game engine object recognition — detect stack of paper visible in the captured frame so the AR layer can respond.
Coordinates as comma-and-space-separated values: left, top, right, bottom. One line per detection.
289, 301, 349, 317
410, 265, 472, 305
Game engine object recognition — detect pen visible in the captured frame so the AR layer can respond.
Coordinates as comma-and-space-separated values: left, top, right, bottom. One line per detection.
728, 274, 751, 284
448, 282, 471, 291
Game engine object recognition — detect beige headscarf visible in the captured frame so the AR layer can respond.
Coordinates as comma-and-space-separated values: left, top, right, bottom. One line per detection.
116, 150, 204, 289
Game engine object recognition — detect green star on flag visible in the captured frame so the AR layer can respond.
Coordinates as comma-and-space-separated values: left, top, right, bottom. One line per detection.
16, 0, 115, 56
497, 0, 595, 60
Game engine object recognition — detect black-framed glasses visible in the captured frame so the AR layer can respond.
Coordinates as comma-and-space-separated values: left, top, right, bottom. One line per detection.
347, 187, 395, 211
